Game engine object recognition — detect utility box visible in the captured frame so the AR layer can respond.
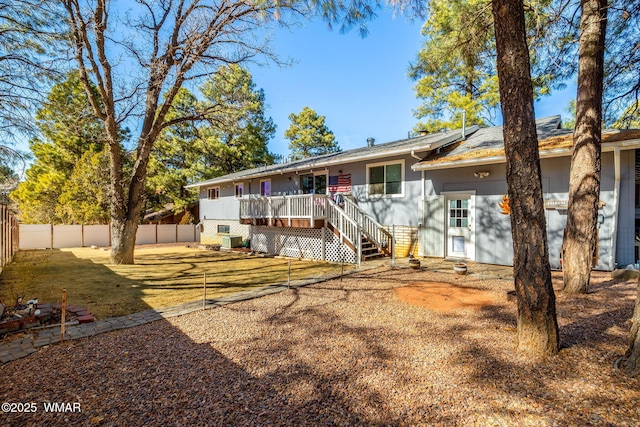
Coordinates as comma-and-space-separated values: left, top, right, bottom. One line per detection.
221, 235, 243, 249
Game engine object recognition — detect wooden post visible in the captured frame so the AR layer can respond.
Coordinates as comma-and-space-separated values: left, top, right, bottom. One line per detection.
392, 224, 396, 268
287, 259, 291, 288
60, 289, 67, 342
203, 272, 207, 310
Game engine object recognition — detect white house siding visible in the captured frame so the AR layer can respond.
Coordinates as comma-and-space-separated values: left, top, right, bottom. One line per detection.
420, 150, 636, 270
200, 219, 250, 245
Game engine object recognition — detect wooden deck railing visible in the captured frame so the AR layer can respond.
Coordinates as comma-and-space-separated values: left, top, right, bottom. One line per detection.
239, 194, 390, 258
240, 194, 327, 227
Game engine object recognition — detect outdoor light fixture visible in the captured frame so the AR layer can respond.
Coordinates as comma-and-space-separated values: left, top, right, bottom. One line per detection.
474, 171, 491, 179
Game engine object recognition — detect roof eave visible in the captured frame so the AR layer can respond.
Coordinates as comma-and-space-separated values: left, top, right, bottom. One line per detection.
186, 128, 481, 188
412, 138, 640, 171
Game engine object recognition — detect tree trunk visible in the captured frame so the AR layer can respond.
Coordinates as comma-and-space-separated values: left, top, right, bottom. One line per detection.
562, 0, 607, 294
492, 0, 559, 356
110, 217, 138, 264
621, 277, 640, 377
108, 135, 153, 264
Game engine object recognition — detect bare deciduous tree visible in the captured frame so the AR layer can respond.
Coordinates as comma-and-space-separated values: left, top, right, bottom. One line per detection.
62, 0, 295, 263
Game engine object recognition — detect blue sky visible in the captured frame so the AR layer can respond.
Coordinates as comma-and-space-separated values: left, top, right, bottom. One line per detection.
248, 9, 577, 158
13, 8, 575, 161
247, 11, 425, 156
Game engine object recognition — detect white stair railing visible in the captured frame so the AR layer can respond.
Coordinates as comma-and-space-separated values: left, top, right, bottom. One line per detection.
343, 198, 392, 252
325, 198, 362, 263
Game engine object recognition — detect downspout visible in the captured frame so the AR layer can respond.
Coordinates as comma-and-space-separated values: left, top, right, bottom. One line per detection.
411, 150, 426, 256
611, 146, 621, 269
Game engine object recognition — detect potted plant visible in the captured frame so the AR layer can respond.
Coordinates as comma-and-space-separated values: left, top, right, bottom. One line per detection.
409, 258, 421, 269
453, 262, 467, 275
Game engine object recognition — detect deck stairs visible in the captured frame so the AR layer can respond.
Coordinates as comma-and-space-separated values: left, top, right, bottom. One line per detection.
325, 197, 391, 262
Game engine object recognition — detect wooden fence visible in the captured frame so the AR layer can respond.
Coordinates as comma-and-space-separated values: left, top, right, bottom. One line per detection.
1, 204, 19, 268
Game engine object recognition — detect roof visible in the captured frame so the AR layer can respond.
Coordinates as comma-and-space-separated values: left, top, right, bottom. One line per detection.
413, 116, 640, 171
186, 125, 480, 188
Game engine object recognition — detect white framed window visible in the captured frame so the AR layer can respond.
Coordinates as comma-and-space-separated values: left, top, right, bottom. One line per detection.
235, 183, 243, 198
366, 159, 404, 197
260, 179, 271, 196
207, 187, 220, 200
217, 224, 230, 234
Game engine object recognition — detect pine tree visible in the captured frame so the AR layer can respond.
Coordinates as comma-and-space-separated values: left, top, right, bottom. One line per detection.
285, 107, 340, 160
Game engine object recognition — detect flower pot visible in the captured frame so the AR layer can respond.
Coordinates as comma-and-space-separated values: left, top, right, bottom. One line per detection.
453, 263, 467, 275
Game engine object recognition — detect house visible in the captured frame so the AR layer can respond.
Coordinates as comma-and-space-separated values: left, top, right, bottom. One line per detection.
187, 115, 640, 269
186, 126, 476, 263
142, 203, 200, 225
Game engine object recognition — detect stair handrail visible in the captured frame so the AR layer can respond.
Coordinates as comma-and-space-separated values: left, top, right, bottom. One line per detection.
325, 198, 361, 253
342, 197, 392, 252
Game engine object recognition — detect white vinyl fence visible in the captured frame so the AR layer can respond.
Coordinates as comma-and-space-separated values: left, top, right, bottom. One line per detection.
1, 204, 19, 267
19, 224, 200, 250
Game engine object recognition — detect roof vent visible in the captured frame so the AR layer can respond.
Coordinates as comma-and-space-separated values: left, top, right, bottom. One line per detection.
367, 137, 375, 147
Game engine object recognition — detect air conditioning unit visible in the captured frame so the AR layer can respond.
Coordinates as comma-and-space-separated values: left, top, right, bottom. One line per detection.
221, 235, 243, 249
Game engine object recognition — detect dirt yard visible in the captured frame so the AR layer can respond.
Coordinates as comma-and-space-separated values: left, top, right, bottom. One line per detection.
2, 265, 639, 426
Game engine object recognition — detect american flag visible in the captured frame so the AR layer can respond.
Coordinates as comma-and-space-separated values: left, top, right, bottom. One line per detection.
329, 174, 351, 194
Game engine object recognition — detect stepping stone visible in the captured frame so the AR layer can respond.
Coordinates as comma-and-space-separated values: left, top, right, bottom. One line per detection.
76, 310, 92, 317
77, 315, 95, 324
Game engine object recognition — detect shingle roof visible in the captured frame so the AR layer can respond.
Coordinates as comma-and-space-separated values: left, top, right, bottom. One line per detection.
186, 126, 479, 188
416, 116, 567, 166
414, 116, 640, 170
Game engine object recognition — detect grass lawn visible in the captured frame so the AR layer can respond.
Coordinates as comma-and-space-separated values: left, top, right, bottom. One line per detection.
0, 245, 349, 319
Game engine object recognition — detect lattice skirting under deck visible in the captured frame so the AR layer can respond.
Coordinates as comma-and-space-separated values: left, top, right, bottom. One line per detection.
250, 226, 357, 264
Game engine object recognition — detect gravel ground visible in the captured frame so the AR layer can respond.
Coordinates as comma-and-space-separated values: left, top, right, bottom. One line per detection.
2, 266, 640, 426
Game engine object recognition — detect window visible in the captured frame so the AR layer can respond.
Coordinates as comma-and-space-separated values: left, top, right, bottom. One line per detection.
207, 187, 220, 200
367, 161, 403, 196
235, 183, 243, 198
300, 173, 327, 194
260, 180, 271, 196
449, 199, 469, 227
217, 225, 230, 234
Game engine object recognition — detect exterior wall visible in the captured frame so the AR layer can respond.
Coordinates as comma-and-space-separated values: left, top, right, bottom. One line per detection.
615, 150, 635, 266
200, 219, 250, 245
346, 154, 423, 227
420, 150, 635, 270
199, 183, 241, 221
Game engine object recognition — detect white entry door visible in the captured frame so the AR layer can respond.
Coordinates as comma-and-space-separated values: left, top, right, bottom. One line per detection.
446, 194, 475, 260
